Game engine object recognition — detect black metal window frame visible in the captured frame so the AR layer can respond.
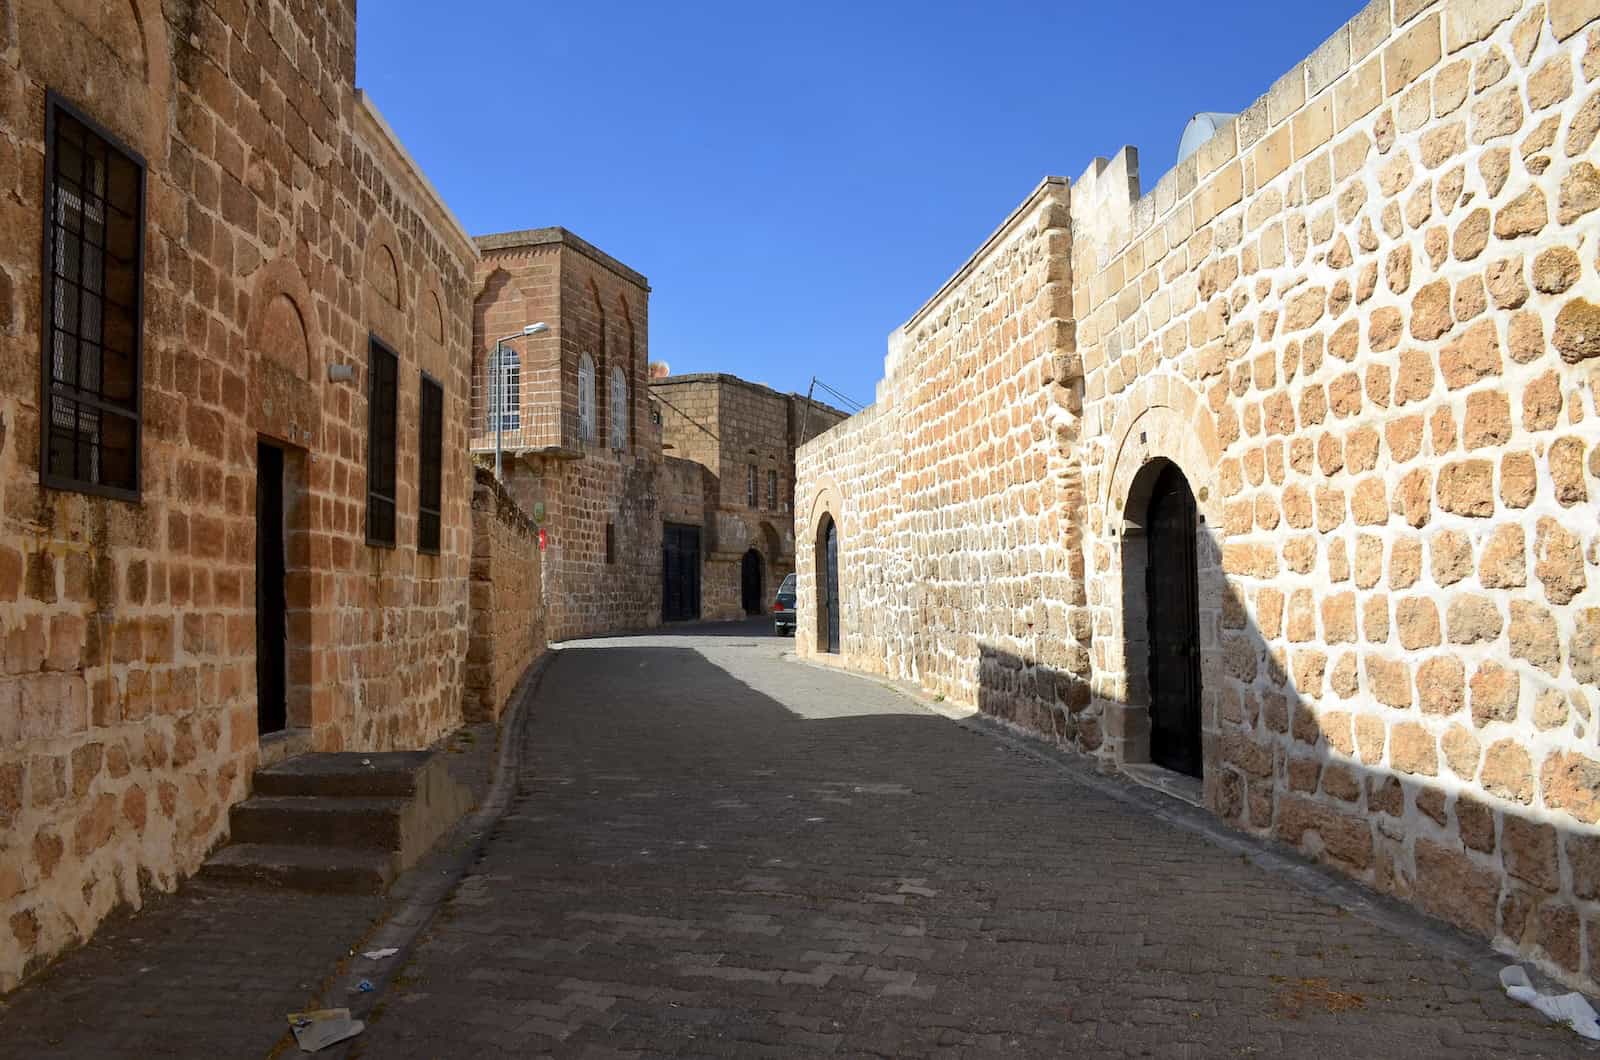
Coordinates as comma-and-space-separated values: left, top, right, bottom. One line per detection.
366, 334, 400, 548
767, 469, 777, 510
747, 464, 757, 507
418, 370, 444, 555
40, 91, 146, 501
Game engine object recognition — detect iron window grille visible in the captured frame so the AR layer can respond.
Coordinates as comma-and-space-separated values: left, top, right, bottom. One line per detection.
747, 464, 757, 507
767, 469, 777, 510
418, 372, 444, 554
41, 92, 145, 500
488, 347, 519, 432
366, 336, 399, 547
609, 365, 627, 451
577, 353, 596, 443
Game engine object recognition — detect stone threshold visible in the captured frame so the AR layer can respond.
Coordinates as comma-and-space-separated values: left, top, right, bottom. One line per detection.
1121, 763, 1204, 808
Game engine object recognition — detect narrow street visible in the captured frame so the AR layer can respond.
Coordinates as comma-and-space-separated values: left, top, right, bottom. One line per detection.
352, 623, 1584, 1058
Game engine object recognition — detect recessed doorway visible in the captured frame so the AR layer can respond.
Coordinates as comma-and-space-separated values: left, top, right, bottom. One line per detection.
741, 547, 764, 615
256, 441, 288, 735
817, 513, 840, 654
1143, 463, 1202, 778
662, 523, 702, 622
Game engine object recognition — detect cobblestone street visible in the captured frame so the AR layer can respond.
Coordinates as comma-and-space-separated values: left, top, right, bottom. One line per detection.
353, 624, 1587, 1058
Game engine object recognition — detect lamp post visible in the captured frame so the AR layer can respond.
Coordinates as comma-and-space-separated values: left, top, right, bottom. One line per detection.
494, 322, 548, 481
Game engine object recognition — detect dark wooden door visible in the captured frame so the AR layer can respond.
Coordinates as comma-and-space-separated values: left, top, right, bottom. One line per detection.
256, 442, 287, 735
741, 548, 763, 615
1145, 464, 1202, 777
661, 523, 701, 622
824, 518, 840, 654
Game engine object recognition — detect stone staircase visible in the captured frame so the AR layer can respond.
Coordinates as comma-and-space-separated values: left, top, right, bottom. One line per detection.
200, 751, 473, 894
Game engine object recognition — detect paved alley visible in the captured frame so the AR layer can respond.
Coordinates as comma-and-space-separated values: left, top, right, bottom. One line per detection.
353, 624, 1588, 1058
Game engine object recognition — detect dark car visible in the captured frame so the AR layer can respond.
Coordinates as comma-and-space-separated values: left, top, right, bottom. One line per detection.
773, 573, 797, 635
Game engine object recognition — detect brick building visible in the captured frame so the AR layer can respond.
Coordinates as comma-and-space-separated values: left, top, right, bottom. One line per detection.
472, 229, 661, 642
651, 374, 845, 621
0, 0, 549, 992
798, 0, 1600, 992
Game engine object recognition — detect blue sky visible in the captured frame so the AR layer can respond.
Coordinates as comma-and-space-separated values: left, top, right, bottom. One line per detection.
356, 2, 1358, 410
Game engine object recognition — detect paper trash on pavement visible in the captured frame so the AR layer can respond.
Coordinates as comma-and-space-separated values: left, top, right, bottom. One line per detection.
287, 1008, 365, 1052
1500, 966, 1600, 1040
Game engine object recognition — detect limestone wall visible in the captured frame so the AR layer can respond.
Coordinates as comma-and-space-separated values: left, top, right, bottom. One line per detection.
798, 0, 1600, 991
797, 178, 1086, 711
0, 0, 478, 990
466, 468, 544, 723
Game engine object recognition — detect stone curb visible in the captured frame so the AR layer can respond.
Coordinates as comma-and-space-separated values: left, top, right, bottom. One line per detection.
289, 648, 558, 1057
783, 650, 1582, 1003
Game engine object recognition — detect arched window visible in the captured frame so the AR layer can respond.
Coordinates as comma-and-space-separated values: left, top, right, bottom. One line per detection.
577, 353, 596, 443
609, 365, 627, 451
489, 347, 520, 432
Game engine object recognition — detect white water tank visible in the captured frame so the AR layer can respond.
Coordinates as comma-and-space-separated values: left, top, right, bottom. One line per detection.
1177, 112, 1238, 166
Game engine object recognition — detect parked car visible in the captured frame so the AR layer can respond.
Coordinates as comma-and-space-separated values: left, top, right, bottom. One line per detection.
773, 573, 797, 635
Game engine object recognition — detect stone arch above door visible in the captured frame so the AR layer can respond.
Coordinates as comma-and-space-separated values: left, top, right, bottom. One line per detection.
803, 478, 846, 547
1102, 380, 1223, 529
246, 256, 322, 447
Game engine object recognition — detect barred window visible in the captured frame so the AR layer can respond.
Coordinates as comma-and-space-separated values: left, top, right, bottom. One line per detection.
366, 337, 399, 547
747, 464, 757, 507
609, 365, 627, 451
488, 346, 519, 432
42, 94, 145, 498
767, 469, 778, 510
418, 373, 443, 554
577, 353, 596, 443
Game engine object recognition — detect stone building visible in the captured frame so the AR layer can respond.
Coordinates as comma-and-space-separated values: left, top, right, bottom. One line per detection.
651, 373, 845, 621
0, 0, 545, 992
471, 228, 660, 643
798, 0, 1600, 991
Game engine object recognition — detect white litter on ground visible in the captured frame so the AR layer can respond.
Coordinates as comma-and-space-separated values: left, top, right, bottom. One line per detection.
287, 1008, 365, 1052
361, 947, 399, 960
1500, 966, 1600, 1040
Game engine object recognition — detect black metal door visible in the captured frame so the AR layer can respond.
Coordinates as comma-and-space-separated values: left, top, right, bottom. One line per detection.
661, 523, 701, 622
741, 548, 763, 615
256, 442, 287, 735
1145, 463, 1202, 777
824, 518, 840, 654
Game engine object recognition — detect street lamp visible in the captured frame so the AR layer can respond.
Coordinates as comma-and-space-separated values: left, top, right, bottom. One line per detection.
495, 322, 548, 481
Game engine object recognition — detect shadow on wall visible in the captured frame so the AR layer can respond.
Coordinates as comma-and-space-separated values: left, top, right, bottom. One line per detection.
976, 483, 1600, 992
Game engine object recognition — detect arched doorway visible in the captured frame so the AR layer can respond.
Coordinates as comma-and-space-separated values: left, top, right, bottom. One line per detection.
741, 547, 764, 615
1140, 462, 1203, 777
816, 514, 841, 654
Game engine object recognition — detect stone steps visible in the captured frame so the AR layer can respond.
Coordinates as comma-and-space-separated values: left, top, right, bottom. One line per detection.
229, 795, 413, 849
200, 843, 398, 894
199, 750, 472, 894
252, 751, 436, 798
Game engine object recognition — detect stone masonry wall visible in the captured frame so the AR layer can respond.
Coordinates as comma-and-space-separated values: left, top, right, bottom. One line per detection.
465, 467, 544, 723
797, 180, 1084, 710
655, 374, 845, 620
798, 0, 1600, 992
0, 0, 478, 991
475, 233, 661, 642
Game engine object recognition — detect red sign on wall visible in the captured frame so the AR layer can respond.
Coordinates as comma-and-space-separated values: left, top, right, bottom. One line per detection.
538, 528, 547, 552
